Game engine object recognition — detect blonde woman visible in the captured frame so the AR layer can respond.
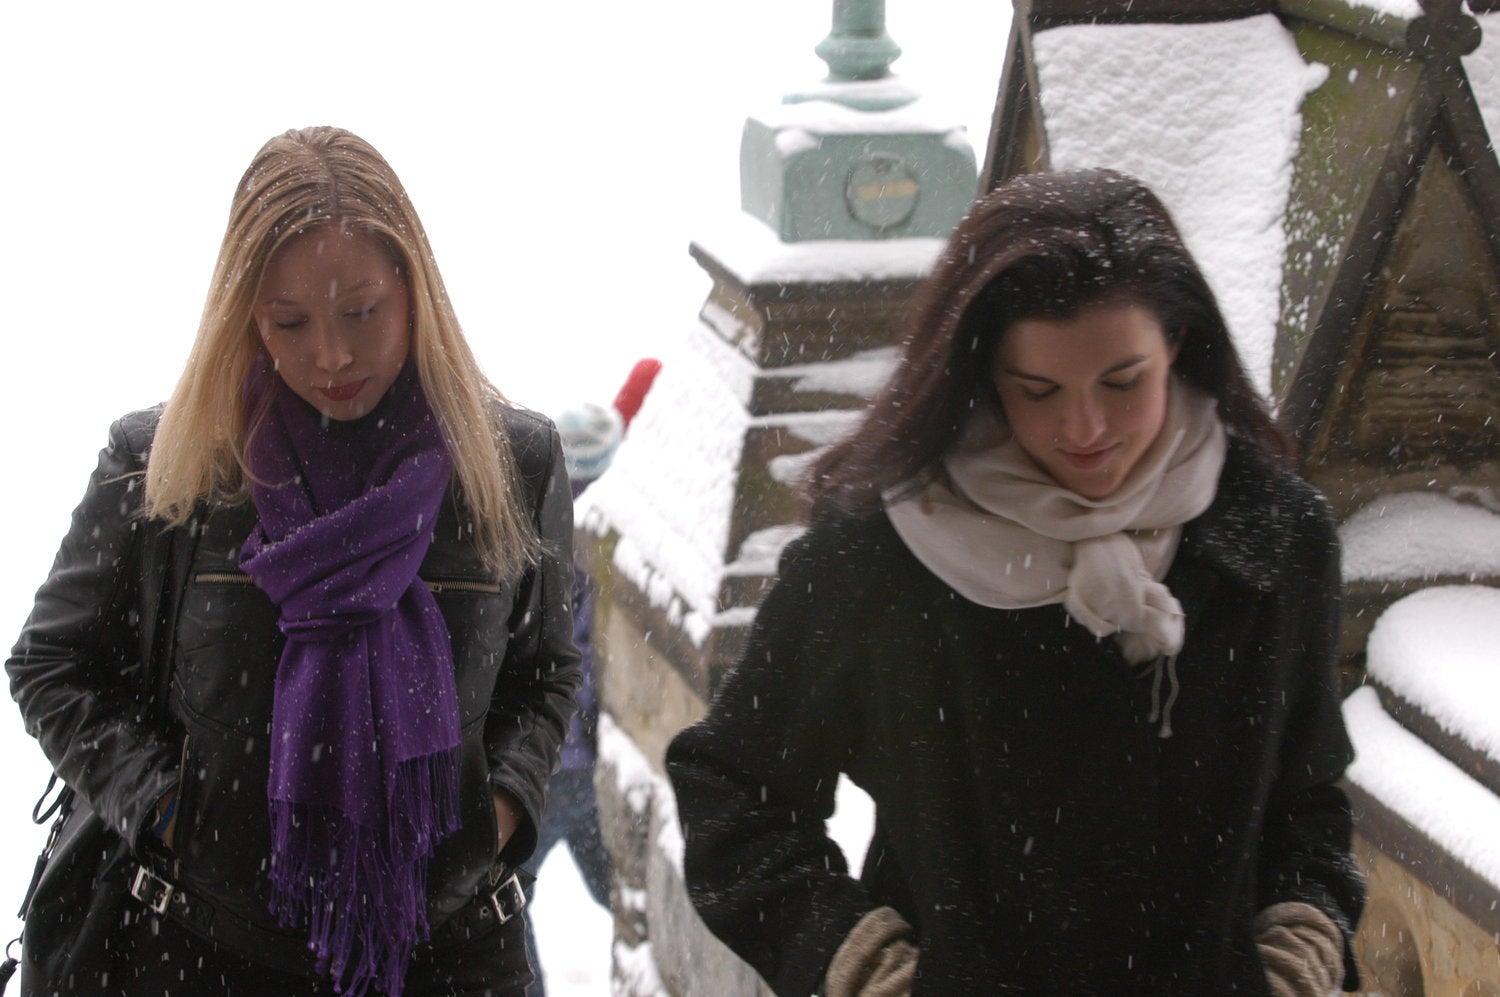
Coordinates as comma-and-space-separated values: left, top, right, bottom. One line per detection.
8, 127, 580, 996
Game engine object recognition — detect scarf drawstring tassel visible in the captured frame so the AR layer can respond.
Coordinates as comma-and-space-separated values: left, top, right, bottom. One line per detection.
1146, 655, 1179, 739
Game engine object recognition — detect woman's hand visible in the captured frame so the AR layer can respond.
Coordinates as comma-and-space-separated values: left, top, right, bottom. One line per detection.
491, 788, 522, 854
824, 907, 917, 997
1255, 902, 1342, 997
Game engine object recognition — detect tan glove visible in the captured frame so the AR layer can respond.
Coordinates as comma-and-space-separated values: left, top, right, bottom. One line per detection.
824, 906, 918, 997
1255, 901, 1343, 997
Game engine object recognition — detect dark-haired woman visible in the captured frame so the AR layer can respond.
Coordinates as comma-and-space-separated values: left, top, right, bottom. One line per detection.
667, 169, 1363, 995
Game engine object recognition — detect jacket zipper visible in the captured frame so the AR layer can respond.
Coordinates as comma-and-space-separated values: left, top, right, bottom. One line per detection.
192, 572, 502, 595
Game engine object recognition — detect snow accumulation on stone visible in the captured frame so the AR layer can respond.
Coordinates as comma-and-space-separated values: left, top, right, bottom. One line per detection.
1339, 0, 1422, 19
725, 524, 808, 578
602, 713, 665, 819
580, 311, 893, 644
600, 713, 685, 875
1365, 585, 1500, 763
1031, 14, 1328, 397
694, 211, 944, 287
613, 939, 670, 997
778, 345, 900, 398
1344, 686, 1500, 890
1340, 491, 1500, 582
750, 91, 971, 137
1465, 13, 1500, 147
577, 322, 749, 629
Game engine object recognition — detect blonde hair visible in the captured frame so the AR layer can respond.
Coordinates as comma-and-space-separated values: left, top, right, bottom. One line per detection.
146, 126, 538, 578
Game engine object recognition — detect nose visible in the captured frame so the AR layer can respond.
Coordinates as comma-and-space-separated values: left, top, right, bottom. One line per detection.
308, 322, 354, 375
1060, 392, 1106, 448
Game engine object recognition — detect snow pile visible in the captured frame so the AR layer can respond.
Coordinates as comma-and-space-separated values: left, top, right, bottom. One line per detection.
1465, 13, 1500, 146
599, 713, 684, 874
612, 939, 670, 997
1340, 491, 1500, 582
1340, 0, 1422, 18
580, 317, 890, 643
1031, 15, 1328, 396
578, 323, 748, 633
724, 524, 807, 578
778, 344, 900, 398
694, 211, 944, 286
1344, 686, 1500, 889
1365, 585, 1500, 763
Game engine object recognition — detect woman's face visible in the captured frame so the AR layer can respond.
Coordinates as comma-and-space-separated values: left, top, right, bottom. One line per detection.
991, 300, 1179, 500
252, 225, 412, 421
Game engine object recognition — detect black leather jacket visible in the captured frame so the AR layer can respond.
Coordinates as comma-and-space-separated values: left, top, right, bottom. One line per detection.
8, 403, 581, 940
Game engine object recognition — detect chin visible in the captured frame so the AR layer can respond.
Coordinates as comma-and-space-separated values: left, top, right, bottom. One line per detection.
1058, 471, 1120, 501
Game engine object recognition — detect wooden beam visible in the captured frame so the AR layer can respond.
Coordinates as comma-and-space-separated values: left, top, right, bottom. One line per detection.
1281, 75, 1444, 452
1281, 0, 1481, 55
1439, 71, 1500, 272
981, 17, 1049, 193
1022, 0, 1273, 22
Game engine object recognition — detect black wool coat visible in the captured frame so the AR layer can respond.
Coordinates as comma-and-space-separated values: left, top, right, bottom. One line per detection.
667, 438, 1364, 996
8, 404, 581, 972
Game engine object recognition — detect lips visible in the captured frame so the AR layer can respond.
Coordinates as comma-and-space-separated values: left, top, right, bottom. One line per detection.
318, 379, 368, 402
1058, 445, 1117, 470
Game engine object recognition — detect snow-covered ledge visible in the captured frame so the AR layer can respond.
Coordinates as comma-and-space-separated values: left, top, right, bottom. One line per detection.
1342, 686, 1500, 933
1341, 491, 1500, 584
1363, 585, 1500, 793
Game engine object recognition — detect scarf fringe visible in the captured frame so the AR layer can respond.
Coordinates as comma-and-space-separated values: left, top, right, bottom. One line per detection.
268, 747, 462, 997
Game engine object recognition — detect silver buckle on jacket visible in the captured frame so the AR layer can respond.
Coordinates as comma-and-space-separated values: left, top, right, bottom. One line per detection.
130, 866, 175, 915
486, 873, 526, 925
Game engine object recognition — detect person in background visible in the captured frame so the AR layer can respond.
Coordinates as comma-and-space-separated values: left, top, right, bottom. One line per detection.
521, 400, 622, 997
667, 170, 1364, 995
8, 127, 580, 997
523, 357, 657, 996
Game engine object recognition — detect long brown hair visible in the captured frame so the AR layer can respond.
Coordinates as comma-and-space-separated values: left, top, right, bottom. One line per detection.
808, 168, 1291, 515
147, 127, 538, 578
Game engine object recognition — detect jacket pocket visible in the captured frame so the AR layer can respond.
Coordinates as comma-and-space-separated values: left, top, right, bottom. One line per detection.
169, 735, 197, 855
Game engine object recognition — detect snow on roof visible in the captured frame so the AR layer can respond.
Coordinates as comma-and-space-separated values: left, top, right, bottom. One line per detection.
1344, 686, 1500, 890
1365, 585, 1500, 763
1465, 13, 1500, 146
693, 211, 944, 286
1340, 491, 1500, 582
1031, 14, 1329, 397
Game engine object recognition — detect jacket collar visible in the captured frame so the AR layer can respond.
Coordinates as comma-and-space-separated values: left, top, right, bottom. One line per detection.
1177, 436, 1298, 593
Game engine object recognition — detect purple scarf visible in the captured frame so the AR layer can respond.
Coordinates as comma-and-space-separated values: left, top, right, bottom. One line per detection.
240, 360, 460, 997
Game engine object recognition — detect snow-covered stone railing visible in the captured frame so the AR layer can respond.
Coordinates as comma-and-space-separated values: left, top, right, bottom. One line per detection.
1341, 490, 1500, 585
1342, 583, 1500, 935
1343, 685, 1500, 934
1362, 585, 1500, 795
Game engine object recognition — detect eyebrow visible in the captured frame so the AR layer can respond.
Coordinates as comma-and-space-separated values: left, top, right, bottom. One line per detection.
1001, 355, 1148, 384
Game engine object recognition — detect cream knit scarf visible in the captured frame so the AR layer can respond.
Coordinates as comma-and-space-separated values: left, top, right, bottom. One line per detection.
885, 379, 1227, 665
